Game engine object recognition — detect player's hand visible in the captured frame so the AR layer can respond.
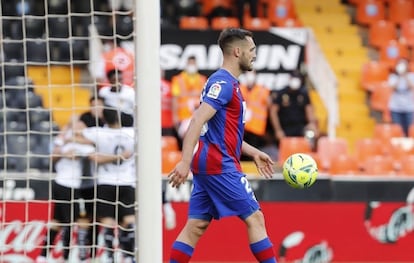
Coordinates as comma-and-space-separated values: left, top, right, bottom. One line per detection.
168, 160, 191, 188
253, 152, 275, 179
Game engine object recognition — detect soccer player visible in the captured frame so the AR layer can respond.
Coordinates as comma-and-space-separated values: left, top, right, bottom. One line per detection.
99, 69, 135, 127
37, 117, 95, 263
82, 106, 136, 263
168, 28, 277, 263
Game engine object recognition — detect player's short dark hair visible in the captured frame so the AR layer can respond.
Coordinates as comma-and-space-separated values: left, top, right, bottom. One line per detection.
103, 105, 119, 125
106, 69, 122, 80
218, 28, 253, 53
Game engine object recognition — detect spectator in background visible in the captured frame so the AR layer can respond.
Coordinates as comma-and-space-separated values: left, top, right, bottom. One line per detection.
171, 56, 206, 140
161, 68, 175, 136
387, 58, 414, 136
80, 95, 106, 128
269, 71, 318, 146
99, 69, 135, 127
240, 70, 271, 159
236, 0, 258, 26
94, 39, 135, 88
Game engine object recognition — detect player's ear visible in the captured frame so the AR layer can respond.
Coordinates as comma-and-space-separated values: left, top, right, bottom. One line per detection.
234, 46, 241, 58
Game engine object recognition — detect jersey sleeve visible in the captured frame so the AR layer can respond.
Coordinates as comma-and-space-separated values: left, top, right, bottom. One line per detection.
201, 79, 233, 110
82, 127, 99, 143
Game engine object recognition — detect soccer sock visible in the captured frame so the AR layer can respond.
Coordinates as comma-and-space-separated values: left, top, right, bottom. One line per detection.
119, 223, 135, 257
61, 226, 72, 260
250, 237, 277, 263
170, 241, 194, 263
103, 227, 115, 260
77, 227, 90, 260
40, 228, 58, 256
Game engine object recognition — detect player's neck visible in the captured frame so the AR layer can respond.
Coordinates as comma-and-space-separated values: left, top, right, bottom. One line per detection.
108, 123, 122, 129
221, 61, 241, 78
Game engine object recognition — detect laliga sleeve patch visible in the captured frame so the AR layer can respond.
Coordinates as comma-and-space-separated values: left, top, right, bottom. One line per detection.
207, 83, 222, 99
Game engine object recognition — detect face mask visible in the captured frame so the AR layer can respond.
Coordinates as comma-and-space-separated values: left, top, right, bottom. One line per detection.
289, 78, 301, 90
396, 62, 408, 74
186, 64, 198, 74
245, 72, 256, 86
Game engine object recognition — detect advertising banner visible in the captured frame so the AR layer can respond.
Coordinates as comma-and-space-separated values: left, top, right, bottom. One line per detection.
161, 28, 307, 89
163, 202, 414, 262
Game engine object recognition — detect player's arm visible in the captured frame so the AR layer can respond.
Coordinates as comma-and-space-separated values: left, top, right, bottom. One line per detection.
241, 141, 274, 179
89, 151, 132, 164
169, 102, 216, 188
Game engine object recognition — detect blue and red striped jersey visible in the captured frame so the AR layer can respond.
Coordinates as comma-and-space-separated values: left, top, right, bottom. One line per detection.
191, 69, 246, 175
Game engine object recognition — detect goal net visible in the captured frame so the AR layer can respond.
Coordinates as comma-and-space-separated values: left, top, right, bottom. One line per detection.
0, 1, 141, 262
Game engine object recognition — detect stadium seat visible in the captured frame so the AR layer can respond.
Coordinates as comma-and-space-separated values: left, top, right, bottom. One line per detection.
368, 20, 397, 49
47, 0, 68, 14
47, 16, 70, 39
400, 19, 414, 48
115, 14, 134, 39
369, 82, 392, 122
316, 136, 349, 172
24, 17, 46, 38
354, 138, 383, 169
278, 137, 312, 165
373, 123, 405, 155
199, 0, 233, 16
2, 41, 24, 61
329, 153, 359, 175
362, 155, 395, 175
388, 0, 413, 26
379, 39, 409, 68
360, 60, 389, 91
162, 136, 180, 153
373, 123, 404, 140
211, 17, 240, 30
179, 16, 209, 30
162, 150, 182, 174
399, 154, 414, 175
355, 0, 385, 26
243, 17, 271, 31
267, 0, 296, 26
25, 40, 48, 64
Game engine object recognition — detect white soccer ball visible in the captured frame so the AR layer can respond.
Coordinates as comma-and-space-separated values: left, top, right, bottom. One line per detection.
282, 153, 318, 189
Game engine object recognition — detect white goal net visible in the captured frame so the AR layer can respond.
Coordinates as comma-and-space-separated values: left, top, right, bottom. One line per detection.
0, 1, 146, 262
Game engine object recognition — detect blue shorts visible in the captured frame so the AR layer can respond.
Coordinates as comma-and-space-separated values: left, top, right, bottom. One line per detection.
188, 171, 260, 221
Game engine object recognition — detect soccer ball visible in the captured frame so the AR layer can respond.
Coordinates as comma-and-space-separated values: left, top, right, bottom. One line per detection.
282, 153, 318, 189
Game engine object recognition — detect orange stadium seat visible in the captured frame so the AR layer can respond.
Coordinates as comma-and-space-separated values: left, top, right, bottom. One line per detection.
409, 124, 414, 137
200, 0, 234, 16
329, 153, 359, 175
267, 0, 296, 26
162, 150, 182, 174
278, 137, 312, 165
361, 60, 390, 91
356, 0, 385, 26
373, 123, 405, 155
369, 82, 392, 122
162, 136, 180, 153
243, 17, 271, 31
316, 136, 349, 172
379, 39, 409, 68
354, 138, 383, 169
388, 0, 414, 26
279, 17, 303, 27
179, 16, 209, 30
211, 17, 240, 30
399, 154, 414, 175
368, 20, 397, 49
400, 19, 414, 48
362, 155, 395, 175
373, 123, 404, 140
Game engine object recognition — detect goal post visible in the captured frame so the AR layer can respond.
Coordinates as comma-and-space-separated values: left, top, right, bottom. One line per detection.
135, 0, 163, 262
0, 0, 162, 262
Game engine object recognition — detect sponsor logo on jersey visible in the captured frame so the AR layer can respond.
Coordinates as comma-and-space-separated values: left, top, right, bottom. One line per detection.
207, 83, 221, 99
